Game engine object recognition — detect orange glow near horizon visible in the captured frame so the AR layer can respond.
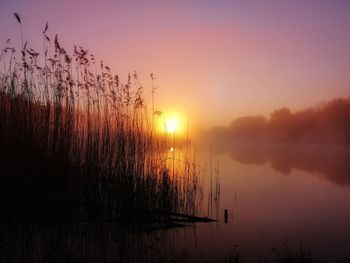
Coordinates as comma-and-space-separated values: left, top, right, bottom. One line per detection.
1, 2, 350, 129
155, 111, 186, 136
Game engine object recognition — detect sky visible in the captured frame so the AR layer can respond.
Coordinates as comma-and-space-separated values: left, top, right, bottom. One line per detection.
1, 0, 350, 128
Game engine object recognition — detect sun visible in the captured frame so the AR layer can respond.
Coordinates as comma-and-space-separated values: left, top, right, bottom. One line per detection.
165, 117, 179, 133
154, 111, 185, 135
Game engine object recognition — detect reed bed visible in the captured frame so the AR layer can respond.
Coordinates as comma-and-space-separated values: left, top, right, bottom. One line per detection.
0, 16, 203, 224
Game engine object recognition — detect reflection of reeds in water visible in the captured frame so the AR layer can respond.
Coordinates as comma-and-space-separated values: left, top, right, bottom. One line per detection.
163, 143, 205, 217
207, 145, 221, 218
0, 15, 203, 224
0, 222, 176, 263
228, 245, 314, 263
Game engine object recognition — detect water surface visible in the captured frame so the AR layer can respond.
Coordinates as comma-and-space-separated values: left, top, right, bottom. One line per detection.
2, 143, 350, 262
176, 142, 350, 262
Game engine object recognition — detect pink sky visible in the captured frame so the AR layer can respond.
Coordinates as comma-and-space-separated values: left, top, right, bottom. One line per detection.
1, 0, 350, 128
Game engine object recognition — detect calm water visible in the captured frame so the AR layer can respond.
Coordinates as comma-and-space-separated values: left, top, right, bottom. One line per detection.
2, 143, 350, 262
170, 142, 350, 262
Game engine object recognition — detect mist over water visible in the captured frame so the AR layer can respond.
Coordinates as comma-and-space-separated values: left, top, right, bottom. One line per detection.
188, 141, 350, 262
212, 142, 350, 186
204, 98, 350, 145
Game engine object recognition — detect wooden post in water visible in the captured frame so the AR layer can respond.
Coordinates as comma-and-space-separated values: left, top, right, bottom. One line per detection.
224, 209, 228, 223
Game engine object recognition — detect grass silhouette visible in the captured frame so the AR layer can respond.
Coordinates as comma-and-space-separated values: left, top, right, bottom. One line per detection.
0, 14, 204, 225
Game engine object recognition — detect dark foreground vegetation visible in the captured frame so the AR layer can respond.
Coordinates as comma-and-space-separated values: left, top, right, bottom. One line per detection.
1, 224, 349, 263
0, 15, 203, 225
207, 98, 350, 144
225, 246, 349, 263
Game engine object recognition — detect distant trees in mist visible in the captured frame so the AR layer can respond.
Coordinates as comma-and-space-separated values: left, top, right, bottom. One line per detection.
208, 97, 350, 144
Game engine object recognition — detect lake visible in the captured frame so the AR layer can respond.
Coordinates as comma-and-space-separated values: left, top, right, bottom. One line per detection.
1, 143, 350, 262
166, 142, 350, 262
